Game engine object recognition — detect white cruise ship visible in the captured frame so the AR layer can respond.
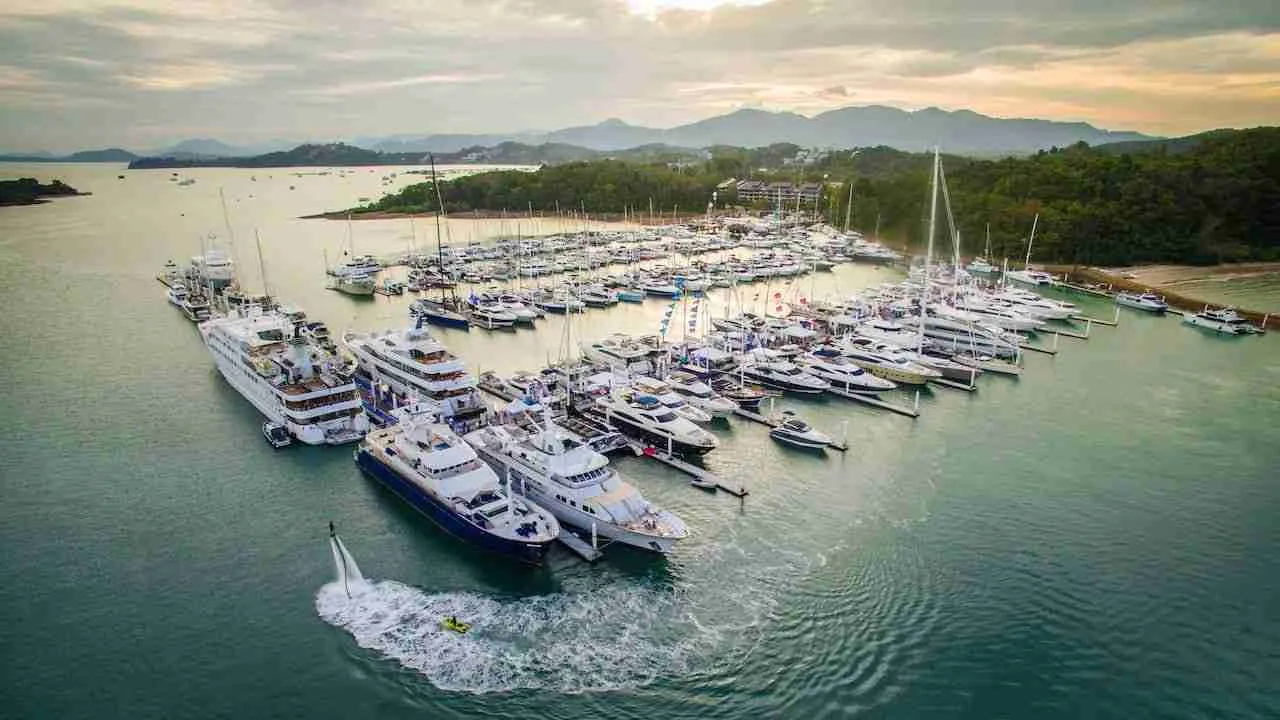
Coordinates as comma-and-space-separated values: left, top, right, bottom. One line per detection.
341, 320, 489, 431
465, 417, 689, 553
200, 308, 369, 445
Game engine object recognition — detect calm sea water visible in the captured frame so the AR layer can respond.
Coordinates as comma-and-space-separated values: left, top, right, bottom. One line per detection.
2, 163, 1279, 719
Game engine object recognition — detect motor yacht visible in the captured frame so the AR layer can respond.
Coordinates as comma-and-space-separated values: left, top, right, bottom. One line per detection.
769, 411, 832, 451
465, 418, 689, 553
355, 421, 559, 564
595, 391, 719, 456
1115, 291, 1168, 313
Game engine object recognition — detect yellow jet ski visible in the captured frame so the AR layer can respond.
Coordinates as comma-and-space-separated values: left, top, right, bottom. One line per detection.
441, 616, 471, 634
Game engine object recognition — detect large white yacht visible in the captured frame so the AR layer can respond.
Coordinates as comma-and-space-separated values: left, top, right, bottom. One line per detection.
465, 418, 689, 553
595, 390, 718, 456
200, 308, 369, 445
341, 320, 489, 430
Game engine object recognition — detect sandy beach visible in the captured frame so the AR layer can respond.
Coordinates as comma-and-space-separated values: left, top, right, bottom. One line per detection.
1102, 262, 1280, 287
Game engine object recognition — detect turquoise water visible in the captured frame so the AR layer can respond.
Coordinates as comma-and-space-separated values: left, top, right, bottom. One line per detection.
1168, 274, 1280, 314
2, 163, 1279, 719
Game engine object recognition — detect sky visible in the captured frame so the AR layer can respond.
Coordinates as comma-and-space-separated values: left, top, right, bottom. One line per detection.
0, 0, 1277, 152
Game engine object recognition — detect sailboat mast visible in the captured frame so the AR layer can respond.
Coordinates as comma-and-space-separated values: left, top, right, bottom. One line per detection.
1025, 213, 1039, 269
920, 147, 940, 353
255, 229, 270, 300
843, 182, 854, 233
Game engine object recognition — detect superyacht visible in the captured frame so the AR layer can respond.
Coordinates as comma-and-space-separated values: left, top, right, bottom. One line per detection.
200, 307, 368, 445
341, 319, 490, 431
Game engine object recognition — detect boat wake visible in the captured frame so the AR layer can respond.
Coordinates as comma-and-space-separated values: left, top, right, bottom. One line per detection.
317, 535, 707, 693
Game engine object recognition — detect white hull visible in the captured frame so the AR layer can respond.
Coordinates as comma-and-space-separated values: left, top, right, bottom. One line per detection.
203, 334, 367, 445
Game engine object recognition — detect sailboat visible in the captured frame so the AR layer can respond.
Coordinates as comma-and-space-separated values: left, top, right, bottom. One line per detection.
966, 224, 998, 274
410, 155, 471, 329
1004, 214, 1054, 286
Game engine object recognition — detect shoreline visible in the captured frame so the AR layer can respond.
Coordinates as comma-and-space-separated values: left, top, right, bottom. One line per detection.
1049, 263, 1279, 326
300, 209, 711, 223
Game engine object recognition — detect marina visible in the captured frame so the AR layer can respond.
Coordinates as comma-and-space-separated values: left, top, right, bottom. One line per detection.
3, 162, 1277, 720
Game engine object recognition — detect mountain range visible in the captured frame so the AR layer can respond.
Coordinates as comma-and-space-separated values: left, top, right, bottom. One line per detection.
2, 105, 1157, 162
363, 106, 1154, 155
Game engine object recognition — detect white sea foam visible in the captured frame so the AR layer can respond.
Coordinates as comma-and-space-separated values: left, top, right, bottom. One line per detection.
316, 579, 708, 693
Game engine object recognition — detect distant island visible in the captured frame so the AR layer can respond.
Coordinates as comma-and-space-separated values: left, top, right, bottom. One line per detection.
0, 148, 137, 163
0, 178, 87, 206
126, 141, 707, 169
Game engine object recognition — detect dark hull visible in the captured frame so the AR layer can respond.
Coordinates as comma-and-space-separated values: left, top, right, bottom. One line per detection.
354, 448, 550, 565
740, 371, 825, 395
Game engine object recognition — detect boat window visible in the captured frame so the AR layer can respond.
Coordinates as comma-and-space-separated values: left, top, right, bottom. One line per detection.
652, 411, 678, 423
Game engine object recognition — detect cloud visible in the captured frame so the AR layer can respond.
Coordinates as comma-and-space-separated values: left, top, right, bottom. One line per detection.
0, 0, 1276, 150
298, 73, 505, 99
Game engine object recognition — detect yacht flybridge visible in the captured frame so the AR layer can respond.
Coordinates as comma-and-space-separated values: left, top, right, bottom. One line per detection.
201, 307, 369, 445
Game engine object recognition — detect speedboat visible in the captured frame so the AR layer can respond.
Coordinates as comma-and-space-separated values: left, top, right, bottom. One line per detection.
737, 358, 830, 395
769, 411, 831, 451
664, 371, 739, 418
1116, 291, 1168, 313
465, 417, 689, 554
595, 391, 718, 456
354, 420, 560, 564
1182, 307, 1260, 335
796, 351, 896, 393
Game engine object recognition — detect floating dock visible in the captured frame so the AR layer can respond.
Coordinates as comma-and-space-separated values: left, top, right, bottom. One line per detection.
556, 528, 604, 562
822, 388, 921, 419
621, 439, 748, 496
930, 377, 978, 392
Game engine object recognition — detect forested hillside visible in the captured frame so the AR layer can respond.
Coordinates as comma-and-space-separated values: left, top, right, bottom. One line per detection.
353, 128, 1280, 266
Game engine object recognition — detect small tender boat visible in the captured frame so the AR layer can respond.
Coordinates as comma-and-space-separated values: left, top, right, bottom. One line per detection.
1115, 291, 1168, 313
262, 421, 293, 448
769, 411, 831, 451
617, 288, 645, 303
441, 616, 471, 634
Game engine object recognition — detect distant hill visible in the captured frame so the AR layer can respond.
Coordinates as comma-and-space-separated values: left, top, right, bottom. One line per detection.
129, 142, 432, 169
350, 105, 1156, 155
1095, 128, 1247, 156
156, 138, 248, 158
0, 148, 136, 163
127, 140, 708, 169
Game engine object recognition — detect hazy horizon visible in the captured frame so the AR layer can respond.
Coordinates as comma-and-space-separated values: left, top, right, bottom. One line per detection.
2, 0, 1277, 153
